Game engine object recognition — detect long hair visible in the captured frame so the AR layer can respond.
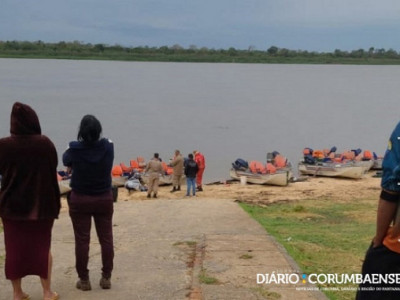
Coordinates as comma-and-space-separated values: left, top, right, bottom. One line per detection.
77, 115, 102, 144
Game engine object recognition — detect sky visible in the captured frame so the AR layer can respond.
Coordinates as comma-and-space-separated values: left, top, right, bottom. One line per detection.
1, 0, 400, 52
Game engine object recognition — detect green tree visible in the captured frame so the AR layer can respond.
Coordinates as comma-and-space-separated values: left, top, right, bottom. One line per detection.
94, 44, 105, 52
267, 46, 278, 55
228, 47, 237, 56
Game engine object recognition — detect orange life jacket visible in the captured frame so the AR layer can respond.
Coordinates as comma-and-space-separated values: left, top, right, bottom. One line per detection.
266, 163, 277, 174
111, 165, 123, 177
161, 162, 173, 175
120, 162, 132, 173
363, 150, 373, 160
342, 151, 355, 160
249, 161, 266, 174
354, 154, 363, 161
274, 155, 287, 169
137, 156, 146, 168
312, 150, 324, 159
130, 160, 139, 169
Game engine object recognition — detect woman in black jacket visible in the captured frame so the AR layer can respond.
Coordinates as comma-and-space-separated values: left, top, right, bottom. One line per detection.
63, 115, 114, 292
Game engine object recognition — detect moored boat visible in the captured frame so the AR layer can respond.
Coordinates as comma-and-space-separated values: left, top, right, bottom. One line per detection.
112, 176, 128, 187
371, 158, 383, 170
141, 173, 185, 186
354, 160, 374, 173
58, 179, 71, 195
298, 161, 364, 179
229, 168, 290, 186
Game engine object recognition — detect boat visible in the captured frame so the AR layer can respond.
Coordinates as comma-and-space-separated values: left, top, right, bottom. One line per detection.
112, 176, 128, 187
58, 179, 71, 195
371, 158, 383, 170
229, 168, 290, 186
298, 161, 364, 179
58, 176, 128, 196
354, 160, 374, 173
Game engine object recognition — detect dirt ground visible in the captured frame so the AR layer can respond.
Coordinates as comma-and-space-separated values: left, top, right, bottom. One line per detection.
112, 172, 381, 206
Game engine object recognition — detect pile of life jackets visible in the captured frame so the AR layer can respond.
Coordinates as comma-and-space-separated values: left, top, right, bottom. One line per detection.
112, 156, 174, 178
232, 151, 289, 175
303, 147, 377, 165
112, 156, 147, 177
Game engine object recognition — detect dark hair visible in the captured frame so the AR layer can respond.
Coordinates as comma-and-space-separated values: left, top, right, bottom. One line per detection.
77, 115, 102, 144
188, 153, 194, 159
154, 153, 159, 159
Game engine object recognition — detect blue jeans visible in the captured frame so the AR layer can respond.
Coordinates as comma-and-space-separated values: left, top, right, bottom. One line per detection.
186, 177, 196, 196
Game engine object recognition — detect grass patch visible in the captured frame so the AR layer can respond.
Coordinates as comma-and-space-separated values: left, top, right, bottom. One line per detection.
251, 287, 282, 300
199, 269, 220, 285
240, 198, 376, 300
239, 253, 254, 259
251, 287, 281, 299
173, 240, 197, 247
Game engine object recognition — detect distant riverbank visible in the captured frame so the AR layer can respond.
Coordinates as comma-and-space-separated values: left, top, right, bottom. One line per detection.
1, 41, 400, 64
2, 52, 400, 65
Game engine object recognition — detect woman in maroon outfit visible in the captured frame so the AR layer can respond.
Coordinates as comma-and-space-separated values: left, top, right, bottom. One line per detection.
0, 102, 60, 300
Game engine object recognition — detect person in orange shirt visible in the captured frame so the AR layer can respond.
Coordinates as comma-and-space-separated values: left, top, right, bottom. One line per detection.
193, 150, 205, 192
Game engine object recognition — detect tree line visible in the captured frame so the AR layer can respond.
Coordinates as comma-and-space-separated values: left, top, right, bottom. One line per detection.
1, 40, 399, 64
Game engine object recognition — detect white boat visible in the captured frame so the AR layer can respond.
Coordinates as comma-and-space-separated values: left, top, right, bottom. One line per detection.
371, 158, 383, 170
298, 162, 364, 179
354, 160, 374, 173
112, 176, 128, 187
141, 174, 186, 186
58, 179, 71, 195
59, 177, 128, 196
229, 168, 290, 186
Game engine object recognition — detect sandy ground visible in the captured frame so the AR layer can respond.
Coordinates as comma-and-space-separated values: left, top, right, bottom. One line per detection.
107, 172, 381, 207
2, 173, 380, 299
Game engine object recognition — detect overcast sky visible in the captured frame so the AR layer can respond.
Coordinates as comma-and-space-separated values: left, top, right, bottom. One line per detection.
1, 0, 400, 52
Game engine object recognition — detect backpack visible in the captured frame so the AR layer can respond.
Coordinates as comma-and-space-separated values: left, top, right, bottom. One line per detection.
232, 158, 248, 171
304, 155, 316, 165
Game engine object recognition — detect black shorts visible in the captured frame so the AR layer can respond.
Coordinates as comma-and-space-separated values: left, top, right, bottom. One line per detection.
356, 244, 400, 300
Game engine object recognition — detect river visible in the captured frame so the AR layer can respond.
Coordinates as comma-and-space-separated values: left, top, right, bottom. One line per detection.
1, 58, 399, 182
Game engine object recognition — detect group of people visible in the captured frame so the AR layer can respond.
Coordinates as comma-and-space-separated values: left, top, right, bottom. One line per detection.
4, 101, 400, 299
145, 149, 206, 198
0, 103, 207, 300
0, 103, 115, 300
